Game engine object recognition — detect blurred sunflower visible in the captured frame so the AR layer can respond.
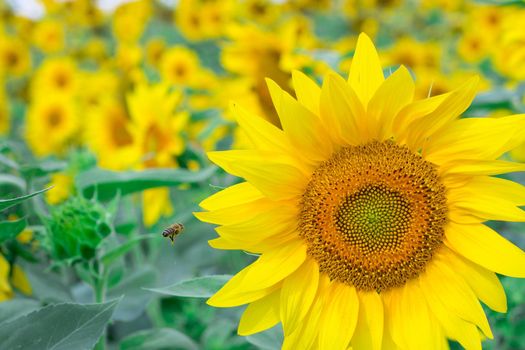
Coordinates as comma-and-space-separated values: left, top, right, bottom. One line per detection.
86, 100, 135, 170
0, 85, 9, 135
197, 34, 525, 349
32, 18, 65, 54
159, 46, 201, 87
25, 96, 79, 156
0, 254, 31, 302
0, 35, 31, 77
31, 57, 79, 98
126, 83, 188, 226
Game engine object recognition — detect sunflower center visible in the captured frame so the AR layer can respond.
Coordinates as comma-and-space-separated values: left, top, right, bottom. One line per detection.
299, 140, 447, 292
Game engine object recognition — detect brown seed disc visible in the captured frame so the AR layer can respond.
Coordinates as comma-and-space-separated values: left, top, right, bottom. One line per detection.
299, 140, 448, 292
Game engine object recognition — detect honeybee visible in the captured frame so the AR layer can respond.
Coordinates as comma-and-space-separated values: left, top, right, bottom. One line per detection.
162, 223, 184, 243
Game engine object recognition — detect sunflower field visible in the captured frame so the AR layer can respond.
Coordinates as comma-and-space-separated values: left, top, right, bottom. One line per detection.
1, 0, 525, 349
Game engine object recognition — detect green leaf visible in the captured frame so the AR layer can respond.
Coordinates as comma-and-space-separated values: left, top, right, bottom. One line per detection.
76, 167, 217, 201
0, 174, 25, 190
107, 267, 157, 322
146, 275, 232, 298
120, 328, 198, 350
100, 234, 159, 266
0, 299, 40, 324
0, 217, 27, 243
0, 187, 51, 212
0, 154, 19, 169
0, 299, 119, 350
245, 325, 284, 350
20, 159, 67, 178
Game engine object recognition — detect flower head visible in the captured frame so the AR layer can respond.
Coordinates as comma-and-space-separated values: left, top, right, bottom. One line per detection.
197, 34, 525, 349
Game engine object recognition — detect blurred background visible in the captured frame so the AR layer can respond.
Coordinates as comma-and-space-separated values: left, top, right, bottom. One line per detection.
0, 0, 525, 349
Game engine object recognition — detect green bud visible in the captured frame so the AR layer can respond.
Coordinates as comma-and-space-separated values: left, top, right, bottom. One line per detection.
44, 196, 112, 263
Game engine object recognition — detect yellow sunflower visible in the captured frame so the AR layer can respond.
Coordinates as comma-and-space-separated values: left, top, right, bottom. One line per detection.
32, 18, 65, 54
25, 96, 79, 157
30, 57, 79, 99
196, 34, 525, 349
0, 35, 31, 77
0, 254, 31, 302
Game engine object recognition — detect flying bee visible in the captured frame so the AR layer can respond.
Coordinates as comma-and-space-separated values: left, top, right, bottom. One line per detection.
162, 223, 184, 244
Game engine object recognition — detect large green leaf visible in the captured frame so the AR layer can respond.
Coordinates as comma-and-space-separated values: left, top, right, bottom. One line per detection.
146, 275, 232, 298
76, 167, 217, 201
0, 187, 51, 212
0, 299, 41, 324
120, 328, 198, 350
0, 217, 27, 243
0, 299, 119, 350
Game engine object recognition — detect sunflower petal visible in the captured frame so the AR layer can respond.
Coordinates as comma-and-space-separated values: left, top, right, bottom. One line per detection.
238, 289, 280, 336
266, 78, 333, 163
195, 198, 283, 226
232, 102, 293, 153
208, 150, 308, 200
425, 114, 525, 163
424, 258, 492, 338
440, 159, 525, 176
446, 222, 525, 278
199, 182, 263, 211
320, 74, 365, 144
318, 282, 359, 350
281, 258, 319, 335
292, 70, 321, 114
406, 77, 478, 150
207, 265, 280, 307
420, 269, 483, 350
348, 33, 384, 105
445, 248, 507, 313
368, 65, 415, 140
351, 291, 383, 350
215, 205, 298, 244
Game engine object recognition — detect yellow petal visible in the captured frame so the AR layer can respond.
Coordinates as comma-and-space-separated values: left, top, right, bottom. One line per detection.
348, 33, 384, 105
215, 205, 298, 246
440, 159, 525, 176
419, 268, 482, 350
351, 291, 383, 350
445, 222, 525, 278
320, 74, 365, 145
292, 70, 321, 115
281, 258, 319, 335
199, 182, 262, 211
282, 285, 324, 350
11, 265, 31, 295
232, 102, 293, 153
238, 289, 280, 336
406, 77, 478, 150
266, 78, 333, 163
388, 280, 442, 350
447, 176, 525, 222
207, 150, 308, 200
368, 65, 415, 140
393, 93, 449, 139
444, 248, 507, 313
424, 258, 492, 338
318, 282, 359, 350
208, 240, 307, 307
195, 198, 288, 226
207, 265, 280, 307
425, 114, 525, 163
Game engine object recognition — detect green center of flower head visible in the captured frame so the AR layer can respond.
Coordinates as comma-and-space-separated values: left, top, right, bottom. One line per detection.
299, 140, 448, 292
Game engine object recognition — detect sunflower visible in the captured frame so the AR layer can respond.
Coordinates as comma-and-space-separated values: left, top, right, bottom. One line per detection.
0, 35, 31, 77
25, 96, 79, 157
159, 46, 201, 87
32, 18, 65, 54
196, 34, 525, 349
30, 57, 79, 99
